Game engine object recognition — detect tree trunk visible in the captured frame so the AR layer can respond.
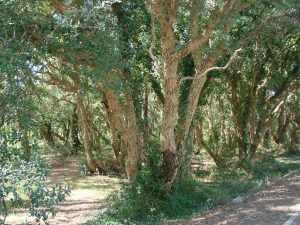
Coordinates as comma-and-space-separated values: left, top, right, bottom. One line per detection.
104, 89, 140, 179
263, 129, 270, 148
197, 121, 223, 167
230, 75, 248, 158
143, 82, 149, 152
103, 96, 121, 161
124, 91, 143, 175
160, 61, 180, 188
153, 9, 180, 188
71, 106, 81, 155
40, 123, 55, 146
290, 123, 300, 145
196, 123, 203, 150
76, 97, 99, 173
273, 109, 290, 145
21, 130, 31, 161
250, 142, 259, 159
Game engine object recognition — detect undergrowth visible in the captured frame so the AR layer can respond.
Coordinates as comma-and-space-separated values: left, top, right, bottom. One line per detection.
83, 152, 300, 225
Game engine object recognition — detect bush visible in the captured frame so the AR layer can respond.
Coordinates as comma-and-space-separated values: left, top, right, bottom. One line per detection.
0, 129, 71, 224
85, 146, 207, 224
287, 144, 300, 156
240, 154, 299, 179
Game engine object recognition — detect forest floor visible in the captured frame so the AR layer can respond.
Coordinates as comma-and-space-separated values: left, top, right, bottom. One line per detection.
4, 154, 120, 225
4, 154, 300, 225
169, 160, 300, 225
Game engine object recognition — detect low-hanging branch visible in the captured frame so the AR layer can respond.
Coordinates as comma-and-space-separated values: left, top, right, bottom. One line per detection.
179, 48, 242, 86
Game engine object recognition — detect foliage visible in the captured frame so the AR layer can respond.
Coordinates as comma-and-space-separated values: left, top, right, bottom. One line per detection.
86, 153, 300, 224
241, 154, 300, 179
82, 146, 204, 224
0, 139, 71, 224
0, 0, 299, 223
286, 144, 300, 156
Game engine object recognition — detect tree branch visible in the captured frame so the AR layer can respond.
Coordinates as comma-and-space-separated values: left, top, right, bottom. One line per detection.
147, 12, 163, 76
176, 0, 237, 60
179, 48, 242, 85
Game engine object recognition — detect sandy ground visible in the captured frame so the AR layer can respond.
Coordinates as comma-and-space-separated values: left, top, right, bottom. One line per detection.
4, 155, 120, 225
4, 156, 300, 225
168, 170, 300, 225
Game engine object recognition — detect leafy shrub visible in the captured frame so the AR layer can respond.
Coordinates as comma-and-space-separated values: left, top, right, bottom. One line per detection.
240, 154, 299, 179
201, 171, 256, 206
86, 146, 207, 224
193, 169, 212, 178
287, 144, 300, 156
0, 129, 71, 224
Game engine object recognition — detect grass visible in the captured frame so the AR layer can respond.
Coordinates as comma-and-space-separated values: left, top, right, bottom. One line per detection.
3, 153, 120, 225
83, 152, 300, 225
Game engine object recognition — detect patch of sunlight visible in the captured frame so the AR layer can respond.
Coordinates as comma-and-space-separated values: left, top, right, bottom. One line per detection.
69, 176, 120, 194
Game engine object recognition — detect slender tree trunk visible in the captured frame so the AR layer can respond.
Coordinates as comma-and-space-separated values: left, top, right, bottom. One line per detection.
76, 97, 99, 173
250, 115, 276, 159
230, 75, 248, 158
263, 129, 270, 148
103, 97, 121, 161
21, 130, 31, 161
207, 115, 220, 156
196, 123, 203, 150
71, 106, 81, 155
143, 82, 149, 153
249, 142, 259, 159
289, 123, 300, 145
62, 121, 70, 145
273, 109, 290, 145
41, 123, 55, 146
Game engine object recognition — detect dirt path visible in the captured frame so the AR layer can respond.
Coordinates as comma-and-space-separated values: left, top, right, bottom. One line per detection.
5, 155, 120, 225
169, 171, 300, 225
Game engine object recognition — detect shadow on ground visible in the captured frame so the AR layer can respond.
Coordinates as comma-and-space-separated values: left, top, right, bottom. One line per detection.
4, 155, 121, 225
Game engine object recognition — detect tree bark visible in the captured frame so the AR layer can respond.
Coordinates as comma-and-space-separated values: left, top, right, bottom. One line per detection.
289, 122, 300, 145
149, 2, 180, 187
273, 108, 290, 144
148, 0, 239, 188
103, 89, 140, 179
196, 123, 203, 150
71, 106, 81, 155
230, 74, 248, 158
143, 82, 149, 152
21, 130, 31, 161
76, 97, 99, 173
40, 123, 55, 146
160, 62, 180, 187
103, 96, 121, 161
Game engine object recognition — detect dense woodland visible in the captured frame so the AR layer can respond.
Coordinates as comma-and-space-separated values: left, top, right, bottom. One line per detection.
0, 0, 300, 224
